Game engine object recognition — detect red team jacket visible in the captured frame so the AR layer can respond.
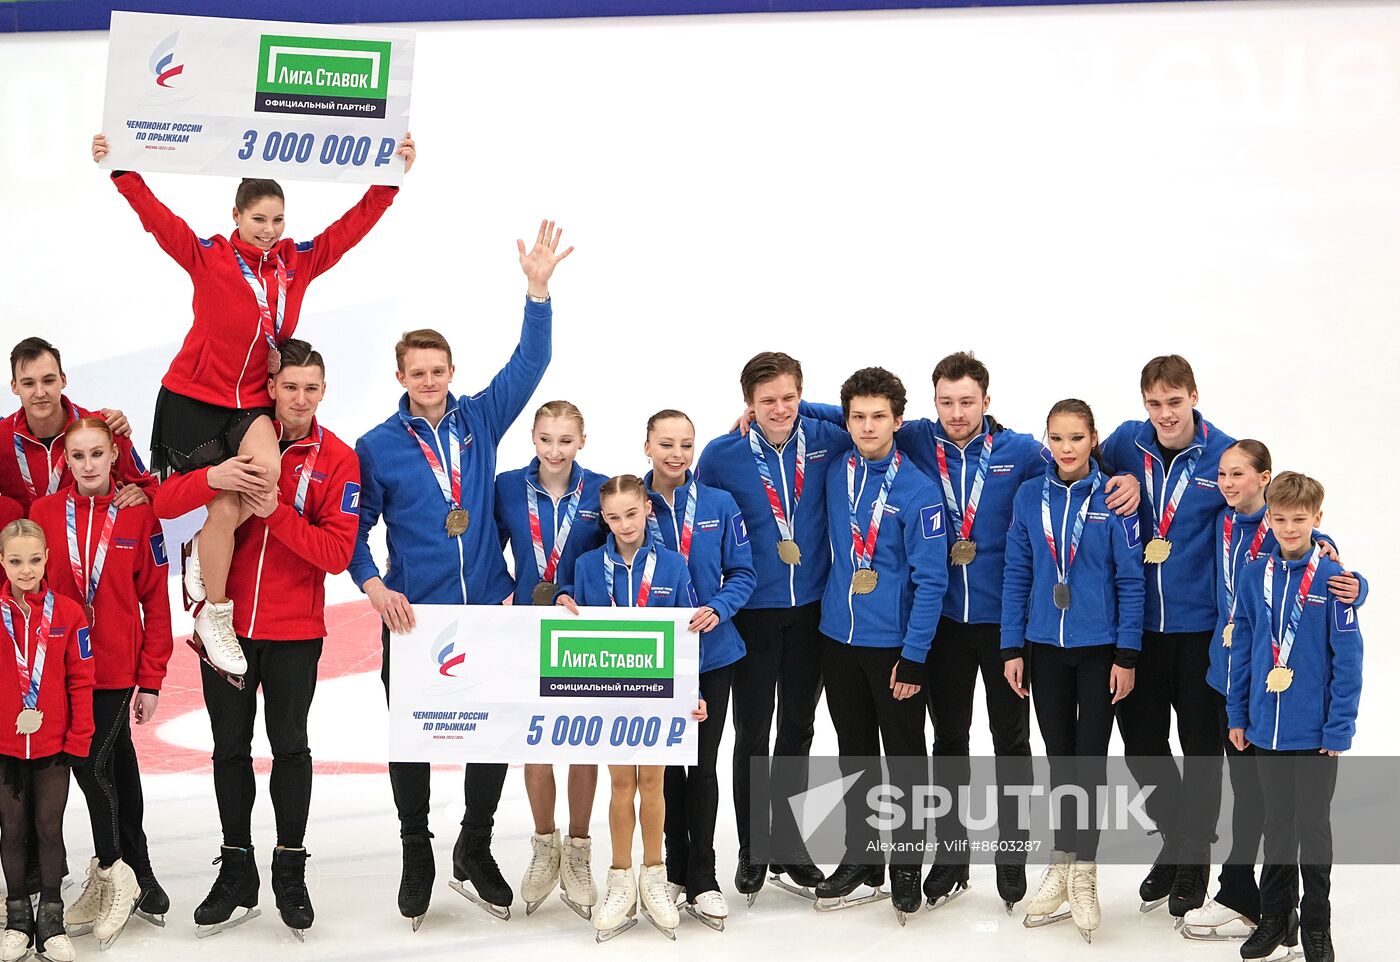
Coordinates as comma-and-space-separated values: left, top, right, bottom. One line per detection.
30, 489, 173, 692
0, 398, 159, 514
155, 420, 360, 641
0, 583, 95, 760
112, 172, 397, 410
0, 497, 20, 529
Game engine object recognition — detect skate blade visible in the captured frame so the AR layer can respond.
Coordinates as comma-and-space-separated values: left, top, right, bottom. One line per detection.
1022, 909, 1071, 928
1139, 896, 1167, 913
684, 904, 725, 932
895, 906, 919, 927
640, 907, 677, 940
1079, 925, 1095, 944
1255, 947, 1302, 962
195, 906, 261, 938
525, 898, 545, 917
594, 916, 638, 943
97, 904, 139, 950
410, 913, 426, 932
1173, 916, 1185, 931
559, 893, 593, 920
448, 880, 511, 921
64, 922, 96, 938
814, 886, 890, 913
1003, 901, 1016, 917
185, 636, 246, 690
926, 883, 970, 911
767, 875, 819, 901
289, 927, 306, 943
1181, 920, 1255, 941
134, 908, 167, 928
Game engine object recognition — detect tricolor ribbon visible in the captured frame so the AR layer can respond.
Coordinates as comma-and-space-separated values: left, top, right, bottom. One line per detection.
846, 451, 902, 573
527, 469, 585, 582
1222, 509, 1271, 621
2, 591, 55, 710
400, 412, 462, 512
1262, 544, 1323, 670
233, 248, 287, 357
647, 476, 698, 563
748, 423, 805, 546
13, 434, 64, 501
66, 495, 119, 611
1143, 422, 1209, 542
935, 425, 993, 543
603, 544, 659, 608
1040, 473, 1102, 586
292, 424, 324, 517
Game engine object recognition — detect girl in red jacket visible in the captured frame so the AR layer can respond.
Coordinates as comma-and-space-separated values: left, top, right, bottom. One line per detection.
0, 518, 95, 962
30, 416, 173, 947
90, 131, 413, 682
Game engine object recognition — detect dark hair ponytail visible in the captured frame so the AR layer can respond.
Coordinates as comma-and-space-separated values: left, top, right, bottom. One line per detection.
235, 178, 284, 211
1046, 398, 1103, 467
1224, 439, 1271, 474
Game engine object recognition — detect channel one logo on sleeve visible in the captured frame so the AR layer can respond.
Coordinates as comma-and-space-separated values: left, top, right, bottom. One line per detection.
539, 619, 676, 698
255, 34, 392, 118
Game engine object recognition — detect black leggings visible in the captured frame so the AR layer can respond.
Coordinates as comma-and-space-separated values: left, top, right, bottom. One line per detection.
665, 664, 734, 894
0, 760, 70, 902
72, 688, 152, 870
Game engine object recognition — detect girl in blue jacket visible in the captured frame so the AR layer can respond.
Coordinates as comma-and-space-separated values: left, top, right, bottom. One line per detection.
643, 410, 756, 931
1002, 399, 1144, 942
494, 401, 608, 919
556, 475, 705, 941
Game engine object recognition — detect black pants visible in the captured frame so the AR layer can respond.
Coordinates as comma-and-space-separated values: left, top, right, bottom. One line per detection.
822, 637, 927, 867
0, 760, 69, 902
203, 637, 322, 848
1114, 629, 1222, 852
730, 602, 824, 854
665, 664, 734, 894
1256, 748, 1337, 927
381, 626, 507, 837
1029, 643, 1115, 861
71, 688, 152, 870
1214, 690, 1263, 920
926, 618, 1032, 861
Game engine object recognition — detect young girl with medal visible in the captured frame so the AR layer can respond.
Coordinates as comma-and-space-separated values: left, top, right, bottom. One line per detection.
90, 131, 413, 682
29, 417, 173, 947
494, 401, 607, 919
1183, 442, 1364, 943
0, 519, 95, 962
555, 475, 706, 942
1001, 399, 1144, 943
642, 410, 755, 930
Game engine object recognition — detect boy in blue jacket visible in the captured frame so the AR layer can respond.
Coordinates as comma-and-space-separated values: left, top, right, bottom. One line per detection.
1227, 472, 1361, 962
812, 367, 947, 924
350, 222, 571, 928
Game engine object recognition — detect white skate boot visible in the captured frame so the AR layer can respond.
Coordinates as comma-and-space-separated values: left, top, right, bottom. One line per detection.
1182, 897, 1257, 941
182, 533, 206, 605
63, 857, 106, 937
593, 868, 638, 943
521, 831, 561, 916
1023, 852, 1073, 928
93, 859, 142, 948
685, 890, 727, 932
559, 836, 596, 920
639, 865, 679, 940
1067, 860, 1100, 944
193, 599, 247, 676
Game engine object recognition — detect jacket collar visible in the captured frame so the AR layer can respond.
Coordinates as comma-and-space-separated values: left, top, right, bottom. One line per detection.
276, 417, 322, 449
604, 532, 655, 565
526, 458, 582, 497
1045, 459, 1104, 493
1134, 410, 1208, 458
13, 396, 78, 443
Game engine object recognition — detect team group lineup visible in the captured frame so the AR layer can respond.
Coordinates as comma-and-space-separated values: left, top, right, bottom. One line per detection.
0, 132, 1365, 961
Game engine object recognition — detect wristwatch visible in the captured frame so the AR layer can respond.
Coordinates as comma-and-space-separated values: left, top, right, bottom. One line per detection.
527, 292, 551, 304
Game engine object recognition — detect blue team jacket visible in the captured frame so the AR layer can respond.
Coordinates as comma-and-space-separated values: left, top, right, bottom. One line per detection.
350, 299, 551, 605
1001, 462, 1145, 654
818, 446, 948, 663
645, 471, 755, 674
562, 534, 695, 610
1208, 508, 1369, 698
695, 416, 851, 610
1101, 411, 1235, 634
1226, 549, 1363, 752
495, 459, 608, 606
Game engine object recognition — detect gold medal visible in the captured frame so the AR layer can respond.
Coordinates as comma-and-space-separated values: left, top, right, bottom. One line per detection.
531, 581, 558, 606
851, 569, 879, 594
445, 508, 470, 538
1221, 622, 1234, 648
1144, 538, 1172, 564
15, 708, 43, 736
1265, 666, 1294, 693
777, 539, 802, 566
950, 540, 977, 566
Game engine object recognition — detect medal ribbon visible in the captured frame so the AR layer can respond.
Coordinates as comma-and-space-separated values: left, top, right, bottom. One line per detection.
934, 426, 994, 542
1222, 510, 1271, 620
1262, 544, 1323, 669
603, 545, 659, 608
2, 592, 54, 710
748, 423, 805, 543
1142, 422, 1209, 540
527, 470, 585, 582
66, 495, 119, 609
13, 435, 64, 501
292, 424, 324, 517
233, 248, 288, 355
1040, 473, 1102, 584
400, 413, 462, 511
646, 477, 698, 563
846, 452, 902, 572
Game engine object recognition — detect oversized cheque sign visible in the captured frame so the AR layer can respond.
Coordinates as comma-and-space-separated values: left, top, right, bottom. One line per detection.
100, 11, 413, 184
388, 605, 701, 765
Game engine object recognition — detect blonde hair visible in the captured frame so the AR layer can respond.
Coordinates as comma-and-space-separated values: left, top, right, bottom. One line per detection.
1, 519, 46, 551
1266, 471, 1325, 514
534, 400, 585, 435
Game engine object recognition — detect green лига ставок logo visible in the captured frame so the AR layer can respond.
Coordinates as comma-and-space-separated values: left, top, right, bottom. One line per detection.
539, 619, 675, 698
255, 35, 392, 119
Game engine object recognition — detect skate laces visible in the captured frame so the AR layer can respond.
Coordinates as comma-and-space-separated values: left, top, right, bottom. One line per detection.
1069, 867, 1097, 908
207, 853, 244, 901
204, 605, 240, 661
525, 838, 556, 887
569, 850, 594, 890
603, 875, 633, 913
1034, 863, 1067, 900
275, 854, 310, 909
641, 870, 670, 908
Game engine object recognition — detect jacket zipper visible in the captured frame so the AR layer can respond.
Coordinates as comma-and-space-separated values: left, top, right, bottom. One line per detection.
234, 250, 271, 409
1271, 563, 1291, 750
845, 460, 869, 645
248, 439, 310, 637
768, 433, 798, 607
1056, 477, 1072, 647
1139, 437, 1202, 634
958, 439, 971, 622
21, 604, 32, 760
